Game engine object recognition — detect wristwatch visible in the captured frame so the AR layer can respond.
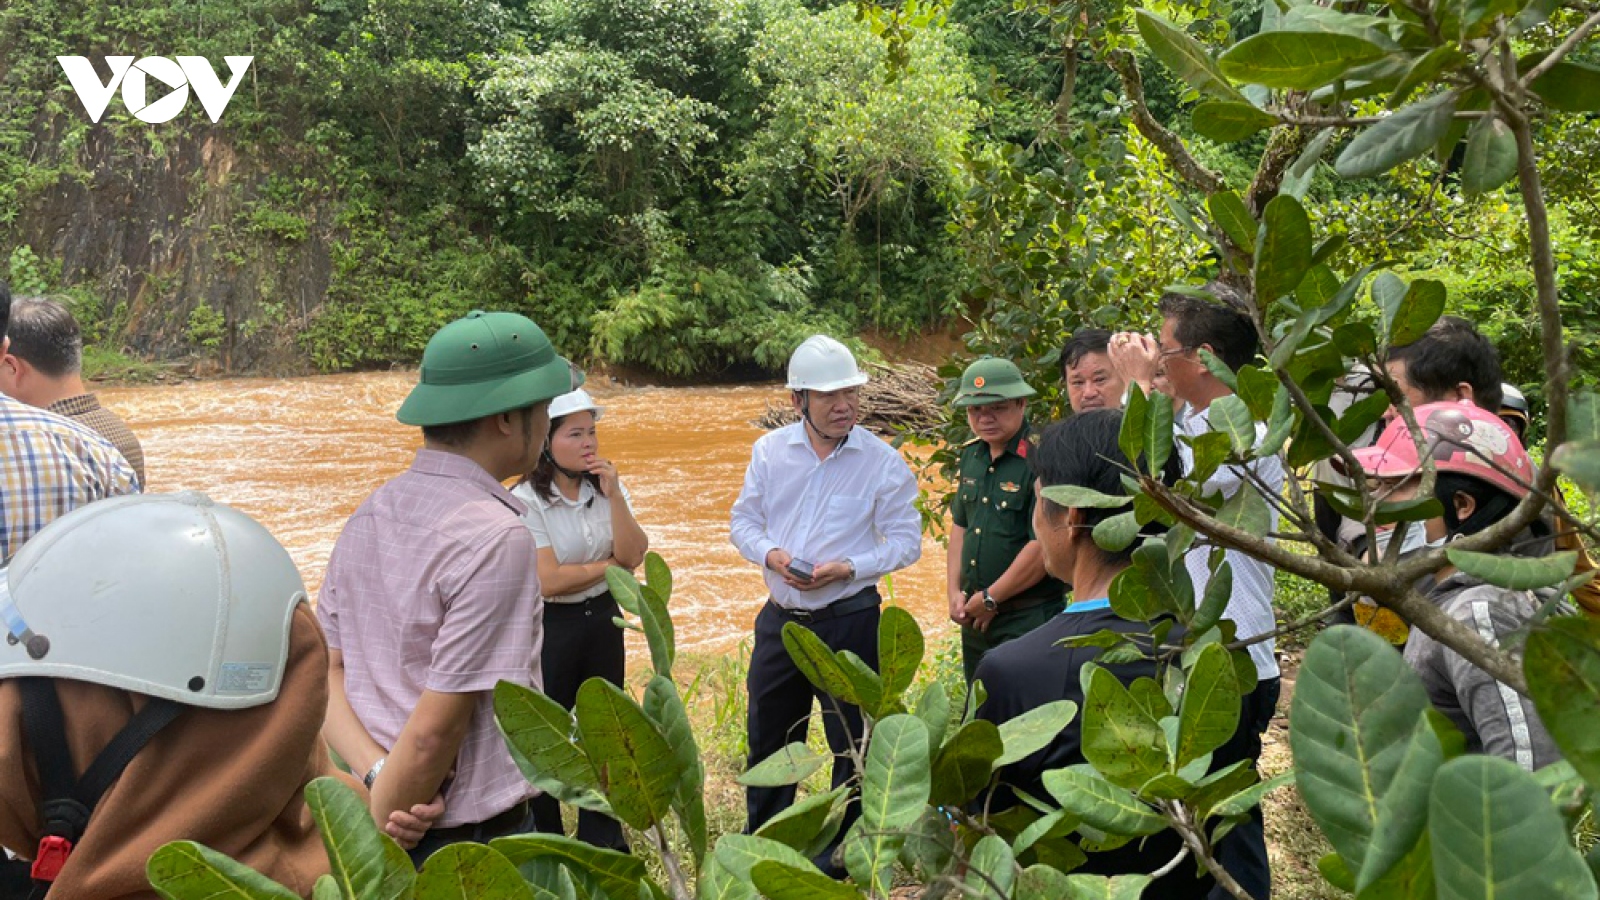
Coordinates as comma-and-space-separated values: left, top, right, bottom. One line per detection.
981, 589, 998, 612
364, 756, 387, 789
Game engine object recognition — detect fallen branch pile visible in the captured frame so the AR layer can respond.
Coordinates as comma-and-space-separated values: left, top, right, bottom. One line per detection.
755, 362, 944, 438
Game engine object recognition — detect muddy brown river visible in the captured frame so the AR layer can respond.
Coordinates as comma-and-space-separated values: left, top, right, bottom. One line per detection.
98, 373, 952, 658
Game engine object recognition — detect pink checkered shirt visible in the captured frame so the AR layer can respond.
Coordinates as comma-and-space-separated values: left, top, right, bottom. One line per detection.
318, 449, 542, 827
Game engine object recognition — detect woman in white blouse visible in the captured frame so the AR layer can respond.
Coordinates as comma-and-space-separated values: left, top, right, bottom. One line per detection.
513, 388, 648, 851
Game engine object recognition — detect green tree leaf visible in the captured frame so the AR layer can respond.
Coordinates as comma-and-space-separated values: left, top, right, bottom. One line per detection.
1460, 115, 1517, 196
1289, 627, 1434, 879
312, 876, 341, 900
495, 681, 608, 812
304, 777, 416, 900
1193, 102, 1278, 143
1569, 392, 1600, 442
1255, 194, 1314, 302
739, 742, 829, 787
755, 786, 849, 857
1040, 485, 1135, 508
1357, 710, 1443, 890
1215, 482, 1272, 538
965, 834, 1017, 899
1082, 666, 1170, 789
836, 651, 886, 719
996, 699, 1078, 767
713, 835, 818, 884
575, 679, 679, 831
1335, 92, 1459, 179
1387, 279, 1448, 346
1430, 755, 1599, 899
847, 715, 931, 893
1551, 440, 1600, 495
606, 566, 643, 617
147, 841, 302, 900
781, 622, 861, 705
1213, 771, 1294, 818
878, 605, 925, 707
1144, 390, 1175, 477
415, 843, 536, 900
1193, 560, 1233, 634
1529, 60, 1600, 112
636, 583, 675, 678
1210, 395, 1259, 456
642, 551, 672, 604
1121, 385, 1149, 464
642, 675, 706, 864
1389, 46, 1469, 108
1444, 549, 1578, 590
1177, 643, 1243, 767
1093, 511, 1141, 554
1525, 617, 1600, 789
1042, 766, 1168, 837
1136, 10, 1248, 101
491, 835, 647, 900
914, 681, 952, 750
749, 860, 859, 900
1219, 31, 1388, 89
930, 719, 1004, 805
698, 857, 755, 900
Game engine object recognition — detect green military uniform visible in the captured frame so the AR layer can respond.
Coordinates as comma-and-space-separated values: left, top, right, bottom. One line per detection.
949, 358, 1065, 682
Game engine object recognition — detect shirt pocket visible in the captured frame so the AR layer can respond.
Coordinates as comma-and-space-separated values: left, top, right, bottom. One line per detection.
825, 494, 874, 534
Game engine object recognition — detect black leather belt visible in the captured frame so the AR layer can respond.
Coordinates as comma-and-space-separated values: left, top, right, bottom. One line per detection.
770, 586, 881, 624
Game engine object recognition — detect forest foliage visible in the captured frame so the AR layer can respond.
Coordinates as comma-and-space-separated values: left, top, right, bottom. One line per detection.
2, 0, 1594, 384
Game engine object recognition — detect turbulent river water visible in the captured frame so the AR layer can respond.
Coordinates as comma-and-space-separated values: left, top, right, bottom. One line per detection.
98, 373, 952, 658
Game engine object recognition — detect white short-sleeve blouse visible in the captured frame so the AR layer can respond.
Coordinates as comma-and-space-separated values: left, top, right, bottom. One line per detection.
511, 478, 634, 603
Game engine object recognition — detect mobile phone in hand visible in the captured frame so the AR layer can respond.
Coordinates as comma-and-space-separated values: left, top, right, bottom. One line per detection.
786, 558, 815, 581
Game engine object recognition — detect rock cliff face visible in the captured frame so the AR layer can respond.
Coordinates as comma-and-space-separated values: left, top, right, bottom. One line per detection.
12, 125, 332, 372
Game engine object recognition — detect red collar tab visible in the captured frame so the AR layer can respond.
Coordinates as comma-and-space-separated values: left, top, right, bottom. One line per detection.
32, 835, 73, 882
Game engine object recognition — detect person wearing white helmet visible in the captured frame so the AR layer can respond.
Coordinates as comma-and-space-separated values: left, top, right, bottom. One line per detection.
0, 493, 356, 898
510, 387, 647, 852
729, 334, 922, 876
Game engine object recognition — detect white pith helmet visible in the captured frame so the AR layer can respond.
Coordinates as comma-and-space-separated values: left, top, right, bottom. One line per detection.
0, 492, 306, 710
786, 335, 869, 392
549, 388, 603, 422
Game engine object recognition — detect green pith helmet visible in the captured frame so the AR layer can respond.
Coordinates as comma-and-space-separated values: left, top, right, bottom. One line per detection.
953, 357, 1037, 407
397, 310, 580, 427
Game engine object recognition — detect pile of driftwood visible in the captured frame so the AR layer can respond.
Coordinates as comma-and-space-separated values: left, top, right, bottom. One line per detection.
755, 362, 944, 438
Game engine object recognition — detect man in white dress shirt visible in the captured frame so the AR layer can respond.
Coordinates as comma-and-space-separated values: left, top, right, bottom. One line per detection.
729, 335, 922, 874
1110, 283, 1280, 899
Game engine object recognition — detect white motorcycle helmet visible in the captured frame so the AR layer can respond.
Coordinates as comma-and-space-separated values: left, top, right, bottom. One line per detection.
549, 388, 603, 421
786, 335, 869, 392
0, 492, 306, 710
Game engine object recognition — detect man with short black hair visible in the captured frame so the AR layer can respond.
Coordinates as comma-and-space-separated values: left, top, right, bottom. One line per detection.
1109, 283, 1279, 899
1, 297, 145, 484
1386, 315, 1503, 412
320, 310, 575, 864
1060, 328, 1128, 414
0, 283, 140, 562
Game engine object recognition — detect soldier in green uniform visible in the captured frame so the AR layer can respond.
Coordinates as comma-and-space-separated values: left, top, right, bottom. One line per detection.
946, 358, 1066, 682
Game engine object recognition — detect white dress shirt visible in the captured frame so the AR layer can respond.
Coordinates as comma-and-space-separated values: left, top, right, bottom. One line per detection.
1177, 403, 1283, 680
730, 423, 923, 611
511, 478, 634, 603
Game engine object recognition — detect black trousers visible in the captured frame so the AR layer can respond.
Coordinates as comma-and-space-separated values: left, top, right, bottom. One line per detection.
528, 591, 631, 852
1210, 675, 1281, 900
408, 799, 560, 867
745, 590, 880, 868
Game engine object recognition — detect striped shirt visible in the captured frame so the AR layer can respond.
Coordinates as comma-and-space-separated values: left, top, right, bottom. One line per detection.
0, 393, 141, 562
49, 393, 146, 487
1177, 403, 1282, 680
318, 449, 542, 827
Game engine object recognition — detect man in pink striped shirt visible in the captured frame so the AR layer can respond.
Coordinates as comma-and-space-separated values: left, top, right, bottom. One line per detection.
319, 311, 579, 865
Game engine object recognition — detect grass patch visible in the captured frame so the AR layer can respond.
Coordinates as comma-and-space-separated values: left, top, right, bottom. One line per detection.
83, 344, 173, 384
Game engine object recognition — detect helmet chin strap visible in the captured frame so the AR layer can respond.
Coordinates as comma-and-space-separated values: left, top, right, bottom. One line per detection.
544, 446, 587, 481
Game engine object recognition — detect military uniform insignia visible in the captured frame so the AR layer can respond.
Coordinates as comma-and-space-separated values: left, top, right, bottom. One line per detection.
1000, 481, 1021, 493
962, 477, 977, 487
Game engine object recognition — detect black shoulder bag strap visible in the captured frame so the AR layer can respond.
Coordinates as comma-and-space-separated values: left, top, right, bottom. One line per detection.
7, 677, 183, 897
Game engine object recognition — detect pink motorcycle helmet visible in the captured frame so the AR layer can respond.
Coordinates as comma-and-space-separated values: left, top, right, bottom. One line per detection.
1348, 401, 1534, 498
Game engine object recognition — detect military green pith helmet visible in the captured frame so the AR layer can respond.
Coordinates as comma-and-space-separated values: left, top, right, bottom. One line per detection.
953, 357, 1037, 407
397, 310, 580, 426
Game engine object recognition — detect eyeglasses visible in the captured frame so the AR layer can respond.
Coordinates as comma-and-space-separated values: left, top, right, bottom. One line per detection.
1157, 345, 1193, 361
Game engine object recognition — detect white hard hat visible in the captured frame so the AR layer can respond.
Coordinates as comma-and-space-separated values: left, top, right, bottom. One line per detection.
786, 335, 869, 392
549, 388, 603, 422
0, 492, 306, 710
